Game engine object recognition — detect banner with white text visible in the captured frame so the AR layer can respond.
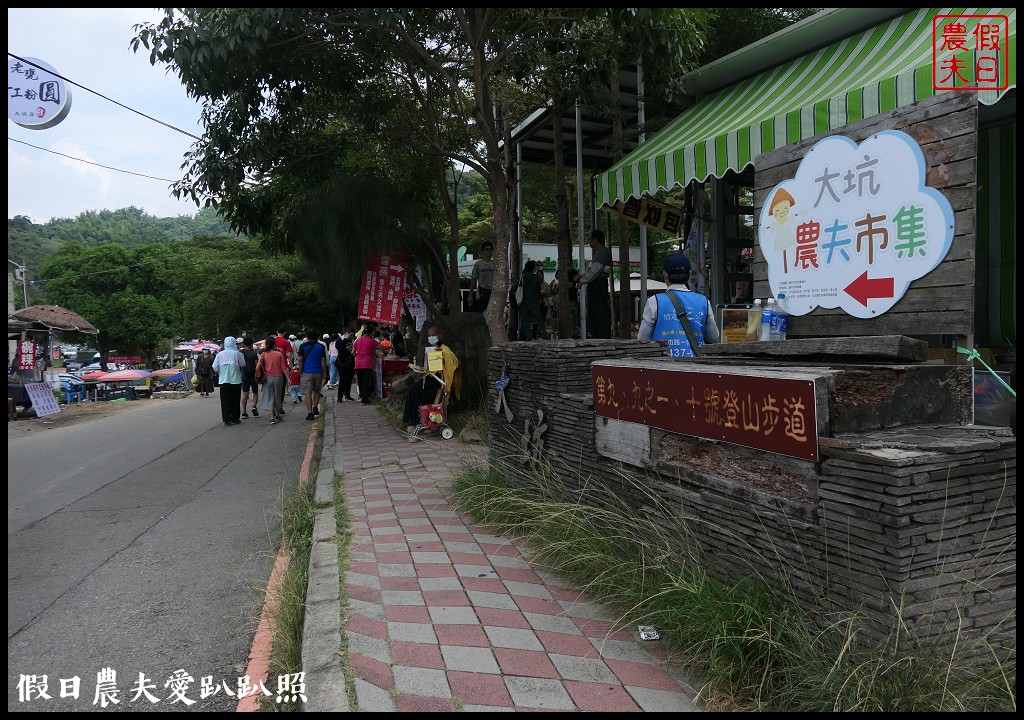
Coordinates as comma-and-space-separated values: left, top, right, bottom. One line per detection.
358, 253, 407, 326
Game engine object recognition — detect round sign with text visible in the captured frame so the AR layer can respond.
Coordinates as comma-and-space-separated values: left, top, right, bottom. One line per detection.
8, 57, 72, 129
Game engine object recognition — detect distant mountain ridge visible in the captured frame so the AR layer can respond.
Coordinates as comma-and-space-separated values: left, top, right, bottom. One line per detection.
8, 206, 243, 281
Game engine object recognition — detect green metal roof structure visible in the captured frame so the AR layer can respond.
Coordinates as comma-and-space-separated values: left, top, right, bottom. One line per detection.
597, 7, 1017, 208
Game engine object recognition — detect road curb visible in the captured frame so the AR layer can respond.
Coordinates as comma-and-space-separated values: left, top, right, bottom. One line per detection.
237, 401, 322, 711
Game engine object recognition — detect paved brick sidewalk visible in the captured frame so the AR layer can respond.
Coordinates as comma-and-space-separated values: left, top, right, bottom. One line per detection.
302, 395, 704, 712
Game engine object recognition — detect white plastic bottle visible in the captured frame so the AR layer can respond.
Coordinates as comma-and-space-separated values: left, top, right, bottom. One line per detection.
759, 298, 775, 341
773, 293, 789, 341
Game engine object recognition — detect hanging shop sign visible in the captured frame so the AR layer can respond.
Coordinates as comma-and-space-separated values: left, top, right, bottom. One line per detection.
18, 340, 37, 371
758, 130, 955, 319
592, 363, 819, 461
8, 57, 72, 129
604, 196, 687, 236
358, 253, 406, 325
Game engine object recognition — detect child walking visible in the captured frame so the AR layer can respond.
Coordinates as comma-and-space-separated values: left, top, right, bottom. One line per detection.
289, 366, 302, 405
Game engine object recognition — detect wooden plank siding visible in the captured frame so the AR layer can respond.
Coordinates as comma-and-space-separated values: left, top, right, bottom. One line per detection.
752, 92, 977, 338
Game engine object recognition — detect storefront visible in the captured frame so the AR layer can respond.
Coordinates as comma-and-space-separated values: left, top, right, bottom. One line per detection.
492, 9, 1016, 654
8, 304, 100, 414
594, 8, 1015, 376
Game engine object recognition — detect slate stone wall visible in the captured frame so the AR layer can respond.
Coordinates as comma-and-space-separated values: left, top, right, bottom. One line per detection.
486, 340, 1016, 658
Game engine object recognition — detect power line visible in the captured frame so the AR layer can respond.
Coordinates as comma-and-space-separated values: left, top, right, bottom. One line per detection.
27, 239, 251, 285
8, 137, 179, 183
26, 255, 169, 285
8, 53, 201, 141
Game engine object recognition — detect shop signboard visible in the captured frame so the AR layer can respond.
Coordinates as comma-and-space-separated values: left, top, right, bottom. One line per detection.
758, 130, 955, 320
605, 196, 686, 236
592, 363, 818, 461
7, 57, 72, 129
18, 340, 36, 371
24, 382, 61, 418
107, 355, 144, 366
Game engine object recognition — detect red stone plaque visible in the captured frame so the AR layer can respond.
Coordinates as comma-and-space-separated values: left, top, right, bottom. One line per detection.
593, 364, 818, 461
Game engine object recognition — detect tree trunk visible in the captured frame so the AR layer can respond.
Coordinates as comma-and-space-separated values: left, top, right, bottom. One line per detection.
475, 99, 511, 346
431, 156, 463, 315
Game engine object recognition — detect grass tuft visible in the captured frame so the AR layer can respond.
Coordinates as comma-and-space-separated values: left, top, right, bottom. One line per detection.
264, 464, 318, 712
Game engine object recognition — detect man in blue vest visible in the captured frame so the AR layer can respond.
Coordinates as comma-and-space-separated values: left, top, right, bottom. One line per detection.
637, 253, 720, 357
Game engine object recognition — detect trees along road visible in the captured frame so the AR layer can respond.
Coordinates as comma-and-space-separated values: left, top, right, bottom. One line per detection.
7, 394, 314, 711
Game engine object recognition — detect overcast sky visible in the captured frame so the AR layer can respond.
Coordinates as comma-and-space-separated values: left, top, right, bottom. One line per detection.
8, 8, 205, 224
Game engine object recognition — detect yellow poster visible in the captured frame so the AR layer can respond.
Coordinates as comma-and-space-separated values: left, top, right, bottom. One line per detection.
719, 307, 749, 343
426, 348, 443, 372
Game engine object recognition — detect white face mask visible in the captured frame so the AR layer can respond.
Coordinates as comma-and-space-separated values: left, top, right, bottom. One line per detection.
427, 336, 439, 346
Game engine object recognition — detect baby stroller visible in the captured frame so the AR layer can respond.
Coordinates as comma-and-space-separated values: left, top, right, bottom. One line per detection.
410, 370, 455, 441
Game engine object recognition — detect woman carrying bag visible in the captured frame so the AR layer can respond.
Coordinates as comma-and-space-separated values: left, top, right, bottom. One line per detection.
255, 335, 289, 425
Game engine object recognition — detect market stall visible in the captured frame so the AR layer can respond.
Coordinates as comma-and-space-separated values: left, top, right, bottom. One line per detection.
375, 357, 411, 398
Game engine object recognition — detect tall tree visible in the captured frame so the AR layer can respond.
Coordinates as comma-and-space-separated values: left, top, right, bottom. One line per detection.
134, 9, 575, 344
38, 242, 177, 367
132, 8, 723, 345
528, 9, 714, 338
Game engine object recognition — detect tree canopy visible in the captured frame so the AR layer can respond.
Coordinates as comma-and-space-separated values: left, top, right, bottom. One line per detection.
8, 206, 237, 308
130, 8, 720, 344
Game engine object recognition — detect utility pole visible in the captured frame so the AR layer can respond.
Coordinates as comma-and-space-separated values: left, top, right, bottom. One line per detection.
7, 259, 28, 307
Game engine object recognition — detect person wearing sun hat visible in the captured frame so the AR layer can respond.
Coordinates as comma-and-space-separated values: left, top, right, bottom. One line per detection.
637, 252, 720, 357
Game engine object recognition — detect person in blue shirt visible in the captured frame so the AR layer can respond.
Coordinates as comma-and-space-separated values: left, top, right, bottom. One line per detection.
297, 331, 329, 420
637, 253, 720, 357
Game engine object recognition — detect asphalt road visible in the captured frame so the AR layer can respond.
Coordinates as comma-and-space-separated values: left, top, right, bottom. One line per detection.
7, 394, 314, 711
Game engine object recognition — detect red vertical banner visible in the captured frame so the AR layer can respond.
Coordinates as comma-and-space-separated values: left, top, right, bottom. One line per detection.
358, 253, 407, 325
18, 340, 37, 371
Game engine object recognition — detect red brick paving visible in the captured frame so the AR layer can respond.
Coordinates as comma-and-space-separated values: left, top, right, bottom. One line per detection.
333, 401, 702, 713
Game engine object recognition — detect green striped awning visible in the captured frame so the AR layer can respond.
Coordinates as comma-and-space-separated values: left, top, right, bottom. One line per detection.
597, 7, 1017, 208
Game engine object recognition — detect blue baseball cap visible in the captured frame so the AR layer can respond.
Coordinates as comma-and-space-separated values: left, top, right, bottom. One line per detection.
664, 253, 692, 273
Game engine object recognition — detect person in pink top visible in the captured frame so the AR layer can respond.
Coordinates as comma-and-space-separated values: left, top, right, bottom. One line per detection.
353, 326, 379, 405
256, 334, 290, 424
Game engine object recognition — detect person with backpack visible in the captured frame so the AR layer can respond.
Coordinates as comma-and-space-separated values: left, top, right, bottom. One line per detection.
256, 335, 289, 425
297, 330, 329, 420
